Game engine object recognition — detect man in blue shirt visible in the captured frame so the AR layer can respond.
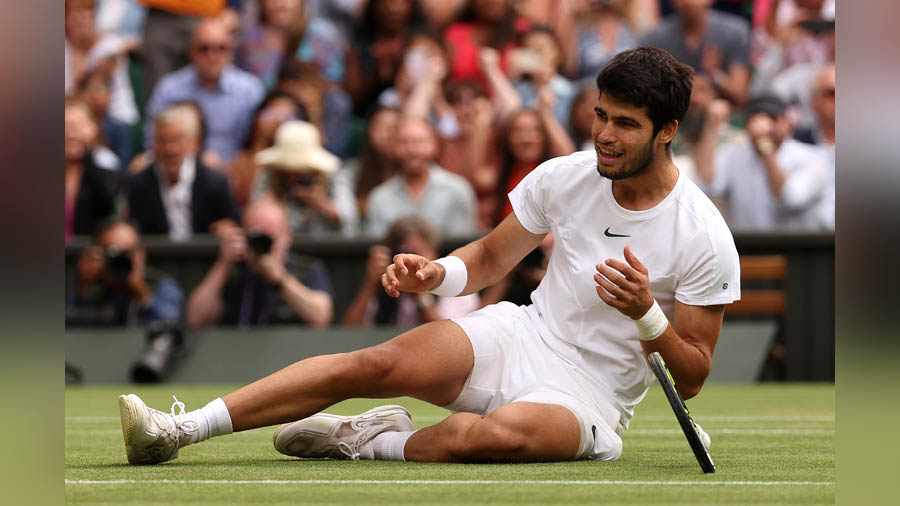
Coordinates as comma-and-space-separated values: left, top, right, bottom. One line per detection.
145, 17, 265, 164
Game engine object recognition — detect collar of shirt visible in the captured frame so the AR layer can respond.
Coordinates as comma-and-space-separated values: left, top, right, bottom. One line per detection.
188, 64, 239, 94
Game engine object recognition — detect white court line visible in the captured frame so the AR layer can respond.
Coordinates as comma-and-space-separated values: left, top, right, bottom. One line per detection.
65, 479, 834, 487
66, 414, 835, 424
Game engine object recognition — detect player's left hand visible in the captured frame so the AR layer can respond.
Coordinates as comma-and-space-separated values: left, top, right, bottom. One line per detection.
595, 245, 654, 320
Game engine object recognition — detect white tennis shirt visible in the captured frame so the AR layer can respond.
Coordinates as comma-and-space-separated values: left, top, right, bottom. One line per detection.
508, 150, 741, 427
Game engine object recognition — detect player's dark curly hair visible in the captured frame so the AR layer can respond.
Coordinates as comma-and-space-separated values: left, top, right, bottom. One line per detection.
595, 47, 694, 142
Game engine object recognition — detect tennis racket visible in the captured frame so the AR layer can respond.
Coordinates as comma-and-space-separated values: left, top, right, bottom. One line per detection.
647, 352, 716, 473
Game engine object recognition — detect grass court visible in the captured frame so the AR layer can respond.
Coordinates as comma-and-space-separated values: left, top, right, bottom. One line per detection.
66, 383, 833, 505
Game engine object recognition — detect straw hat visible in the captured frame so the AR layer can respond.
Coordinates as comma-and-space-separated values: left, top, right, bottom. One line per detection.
254, 121, 339, 174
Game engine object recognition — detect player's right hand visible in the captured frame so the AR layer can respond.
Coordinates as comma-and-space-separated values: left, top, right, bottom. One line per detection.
381, 254, 444, 298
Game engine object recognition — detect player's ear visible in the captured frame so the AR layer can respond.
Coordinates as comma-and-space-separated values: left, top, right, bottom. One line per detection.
657, 120, 678, 145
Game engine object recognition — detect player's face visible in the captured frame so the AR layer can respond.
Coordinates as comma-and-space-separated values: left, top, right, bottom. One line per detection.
590, 93, 658, 180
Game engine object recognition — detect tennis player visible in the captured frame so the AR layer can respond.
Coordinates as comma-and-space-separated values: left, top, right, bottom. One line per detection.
119, 47, 740, 465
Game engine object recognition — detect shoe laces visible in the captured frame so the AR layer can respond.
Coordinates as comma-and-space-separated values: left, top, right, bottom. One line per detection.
170, 395, 186, 417
337, 441, 362, 461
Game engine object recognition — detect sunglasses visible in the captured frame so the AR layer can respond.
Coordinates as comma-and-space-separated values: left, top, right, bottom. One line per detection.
196, 43, 230, 54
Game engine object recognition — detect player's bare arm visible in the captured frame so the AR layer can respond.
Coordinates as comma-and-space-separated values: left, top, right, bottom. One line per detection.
382, 213, 546, 298
594, 245, 724, 399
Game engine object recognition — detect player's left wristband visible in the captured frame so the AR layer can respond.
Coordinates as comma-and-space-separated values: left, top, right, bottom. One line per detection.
635, 300, 668, 341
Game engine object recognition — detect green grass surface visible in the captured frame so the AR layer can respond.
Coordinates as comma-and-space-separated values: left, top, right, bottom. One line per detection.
66, 384, 834, 505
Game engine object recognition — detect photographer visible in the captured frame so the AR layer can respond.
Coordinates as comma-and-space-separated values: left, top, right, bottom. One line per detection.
66, 218, 183, 326
186, 198, 334, 328
342, 216, 479, 327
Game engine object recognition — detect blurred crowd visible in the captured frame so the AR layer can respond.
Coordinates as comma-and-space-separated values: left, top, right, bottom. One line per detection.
65, 0, 835, 331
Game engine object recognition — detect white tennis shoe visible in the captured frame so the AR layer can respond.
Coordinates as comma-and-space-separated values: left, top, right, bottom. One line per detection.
118, 394, 196, 465
695, 423, 711, 450
273, 405, 414, 460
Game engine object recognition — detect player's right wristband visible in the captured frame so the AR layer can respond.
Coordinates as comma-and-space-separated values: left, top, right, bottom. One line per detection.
427, 256, 467, 297
635, 300, 669, 341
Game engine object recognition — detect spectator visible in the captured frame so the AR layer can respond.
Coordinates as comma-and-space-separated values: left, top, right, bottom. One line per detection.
65, 0, 140, 126
338, 106, 401, 224
794, 64, 834, 229
145, 17, 266, 165
673, 74, 742, 184
479, 231, 553, 307
66, 218, 183, 326
251, 121, 359, 237
509, 25, 577, 128
493, 108, 573, 225
695, 93, 830, 231
128, 103, 240, 240
65, 97, 122, 241
274, 58, 352, 159
76, 67, 135, 168
569, 85, 597, 151
228, 91, 308, 209
439, 81, 500, 228
342, 216, 480, 327
377, 30, 459, 139
344, 0, 429, 115
365, 116, 477, 237
186, 199, 334, 328
640, 0, 750, 106
568, 0, 639, 80
443, 0, 529, 90
235, 0, 308, 90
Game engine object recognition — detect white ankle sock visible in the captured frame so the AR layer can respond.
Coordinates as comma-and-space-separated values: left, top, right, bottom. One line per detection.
178, 398, 233, 446
370, 430, 415, 461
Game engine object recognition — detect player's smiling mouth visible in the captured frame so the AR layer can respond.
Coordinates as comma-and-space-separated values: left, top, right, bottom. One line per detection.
597, 145, 624, 162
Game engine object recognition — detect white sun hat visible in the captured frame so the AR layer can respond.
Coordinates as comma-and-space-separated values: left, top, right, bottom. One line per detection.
254, 120, 340, 174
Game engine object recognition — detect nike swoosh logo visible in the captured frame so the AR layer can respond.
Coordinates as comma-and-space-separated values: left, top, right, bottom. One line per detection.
604, 227, 630, 238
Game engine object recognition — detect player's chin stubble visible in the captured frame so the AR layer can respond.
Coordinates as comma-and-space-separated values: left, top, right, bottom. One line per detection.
596, 140, 655, 180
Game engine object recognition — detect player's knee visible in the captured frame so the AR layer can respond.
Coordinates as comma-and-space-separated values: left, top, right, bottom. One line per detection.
455, 417, 528, 460
344, 346, 399, 385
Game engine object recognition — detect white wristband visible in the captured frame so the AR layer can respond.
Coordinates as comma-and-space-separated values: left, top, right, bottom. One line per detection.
428, 256, 467, 297
635, 300, 668, 341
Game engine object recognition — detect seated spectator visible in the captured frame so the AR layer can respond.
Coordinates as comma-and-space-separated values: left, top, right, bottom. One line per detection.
493, 108, 573, 226
145, 17, 265, 165
127, 103, 239, 240
342, 216, 480, 327
65, 97, 122, 242
569, 85, 597, 152
65, 0, 140, 126
338, 106, 401, 225
640, 0, 750, 106
673, 74, 743, 184
793, 64, 834, 229
66, 218, 183, 326
251, 121, 359, 237
377, 30, 459, 139
509, 25, 577, 127
479, 231, 553, 307
76, 67, 135, 168
228, 91, 308, 209
344, 0, 429, 115
235, 0, 308, 90
365, 116, 477, 238
274, 59, 352, 159
186, 199, 334, 328
568, 0, 638, 80
439, 81, 501, 228
443, 0, 529, 90
695, 93, 830, 231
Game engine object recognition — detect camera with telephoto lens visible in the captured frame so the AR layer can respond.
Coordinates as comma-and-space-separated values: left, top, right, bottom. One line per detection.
130, 321, 187, 383
104, 247, 133, 281
246, 230, 273, 256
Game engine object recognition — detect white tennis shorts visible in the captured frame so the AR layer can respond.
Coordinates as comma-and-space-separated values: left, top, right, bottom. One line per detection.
446, 302, 623, 461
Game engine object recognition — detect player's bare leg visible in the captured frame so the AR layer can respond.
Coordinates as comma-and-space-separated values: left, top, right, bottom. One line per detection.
120, 320, 474, 464
404, 402, 582, 462
224, 320, 474, 430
